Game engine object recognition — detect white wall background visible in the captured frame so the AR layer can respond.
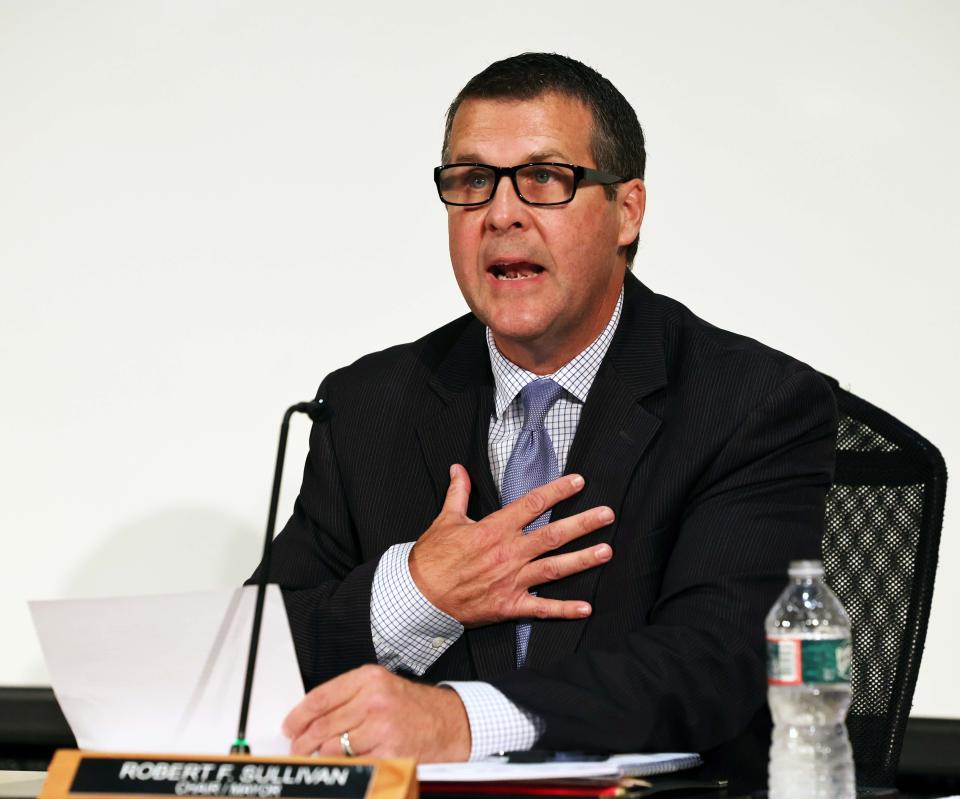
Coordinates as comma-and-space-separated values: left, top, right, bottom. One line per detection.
1, 0, 957, 719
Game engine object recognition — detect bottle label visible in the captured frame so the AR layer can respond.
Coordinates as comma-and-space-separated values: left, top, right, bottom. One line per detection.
767, 637, 851, 685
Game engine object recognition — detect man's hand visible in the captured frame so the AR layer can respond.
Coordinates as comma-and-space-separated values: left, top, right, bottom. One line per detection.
409, 464, 614, 627
283, 665, 470, 761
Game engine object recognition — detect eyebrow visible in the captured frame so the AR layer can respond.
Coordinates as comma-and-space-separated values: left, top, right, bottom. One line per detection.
449, 149, 572, 165
527, 150, 569, 162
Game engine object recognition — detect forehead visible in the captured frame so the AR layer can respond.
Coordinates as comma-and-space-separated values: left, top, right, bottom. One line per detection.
447, 93, 596, 165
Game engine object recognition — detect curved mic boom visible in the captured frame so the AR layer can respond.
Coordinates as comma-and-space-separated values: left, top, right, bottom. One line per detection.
231, 399, 328, 754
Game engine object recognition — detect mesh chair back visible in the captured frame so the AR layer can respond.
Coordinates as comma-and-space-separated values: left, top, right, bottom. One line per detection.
820, 376, 947, 788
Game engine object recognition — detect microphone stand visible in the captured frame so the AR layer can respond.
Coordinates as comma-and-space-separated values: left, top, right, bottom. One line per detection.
230, 400, 328, 754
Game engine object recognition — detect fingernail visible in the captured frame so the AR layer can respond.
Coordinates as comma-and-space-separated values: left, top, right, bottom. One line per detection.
449, 465, 456, 478
570, 474, 584, 488
596, 545, 612, 560
599, 507, 614, 523
578, 604, 591, 616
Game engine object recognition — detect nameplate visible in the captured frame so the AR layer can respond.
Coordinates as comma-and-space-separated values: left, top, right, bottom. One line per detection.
41, 751, 417, 799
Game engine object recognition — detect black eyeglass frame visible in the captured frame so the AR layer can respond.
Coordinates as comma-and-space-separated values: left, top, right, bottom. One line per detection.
432, 162, 629, 207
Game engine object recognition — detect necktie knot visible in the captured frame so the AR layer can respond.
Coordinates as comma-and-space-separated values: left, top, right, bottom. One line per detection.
520, 378, 565, 431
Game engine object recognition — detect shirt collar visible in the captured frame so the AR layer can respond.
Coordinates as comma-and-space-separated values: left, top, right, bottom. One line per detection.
485, 287, 624, 419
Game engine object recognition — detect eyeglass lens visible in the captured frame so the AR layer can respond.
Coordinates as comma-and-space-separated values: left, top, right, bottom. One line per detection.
438, 164, 577, 205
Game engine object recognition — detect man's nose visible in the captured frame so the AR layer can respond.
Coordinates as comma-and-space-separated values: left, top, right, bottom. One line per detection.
485, 174, 528, 230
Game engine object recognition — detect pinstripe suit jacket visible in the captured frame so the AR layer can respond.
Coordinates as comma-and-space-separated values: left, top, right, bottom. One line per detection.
262, 271, 837, 763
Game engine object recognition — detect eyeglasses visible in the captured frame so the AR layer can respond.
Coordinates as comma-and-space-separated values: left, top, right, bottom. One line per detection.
433, 162, 628, 207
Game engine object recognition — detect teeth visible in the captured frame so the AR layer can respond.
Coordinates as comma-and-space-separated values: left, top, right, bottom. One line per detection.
494, 268, 537, 280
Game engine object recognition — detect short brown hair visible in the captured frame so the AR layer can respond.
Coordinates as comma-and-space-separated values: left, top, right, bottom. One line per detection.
443, 53, 646, 265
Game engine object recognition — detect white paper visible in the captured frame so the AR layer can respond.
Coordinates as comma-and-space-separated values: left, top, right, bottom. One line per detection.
417, 761, 620, 782
417, 752, 700, 782
30, 586, 304, 755
0, 770, 46, 799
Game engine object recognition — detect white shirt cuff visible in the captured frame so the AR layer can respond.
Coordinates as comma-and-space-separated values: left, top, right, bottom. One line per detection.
441, 681, 545, 760
370, 542, 464, 676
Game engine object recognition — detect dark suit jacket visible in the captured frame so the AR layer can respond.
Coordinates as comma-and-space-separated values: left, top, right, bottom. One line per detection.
259, 272, 837, 765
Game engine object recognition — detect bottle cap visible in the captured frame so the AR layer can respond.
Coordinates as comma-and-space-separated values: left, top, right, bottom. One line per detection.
788, 559, 824, 577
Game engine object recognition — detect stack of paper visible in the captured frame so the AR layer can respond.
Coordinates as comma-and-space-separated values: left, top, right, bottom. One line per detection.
418, 753, 705, 798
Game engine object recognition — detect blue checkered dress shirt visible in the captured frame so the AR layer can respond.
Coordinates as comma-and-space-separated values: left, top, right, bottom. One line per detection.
369, 289, 624, 759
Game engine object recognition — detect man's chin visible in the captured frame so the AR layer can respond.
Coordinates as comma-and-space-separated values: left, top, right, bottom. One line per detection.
481, 300, 556, 336
486, 320, 561, 370
487, 317, 552, 347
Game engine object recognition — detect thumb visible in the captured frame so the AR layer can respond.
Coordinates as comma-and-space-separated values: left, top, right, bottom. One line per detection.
442, 464, 471, 517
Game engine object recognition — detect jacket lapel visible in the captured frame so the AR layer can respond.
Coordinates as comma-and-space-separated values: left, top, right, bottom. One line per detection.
524, 274, 668, 669
414, 319, 513, 678
416, 385, 499, 521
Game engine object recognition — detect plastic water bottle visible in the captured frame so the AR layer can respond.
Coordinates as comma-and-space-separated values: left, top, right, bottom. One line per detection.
766, 560, 855, 799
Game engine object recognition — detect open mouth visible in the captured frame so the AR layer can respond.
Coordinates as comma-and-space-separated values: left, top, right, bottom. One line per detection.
488, 262, 545, 281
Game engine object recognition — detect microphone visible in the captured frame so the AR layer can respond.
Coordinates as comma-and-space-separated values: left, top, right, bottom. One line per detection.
289, 401, 329, 423
230, 399, 329, 754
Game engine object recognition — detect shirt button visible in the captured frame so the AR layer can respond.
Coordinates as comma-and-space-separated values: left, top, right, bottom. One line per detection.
431, 637, 446, 649
372, 634, 382, 645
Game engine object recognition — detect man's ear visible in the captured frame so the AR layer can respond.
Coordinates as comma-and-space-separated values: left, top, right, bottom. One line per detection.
617, 179, 646, 248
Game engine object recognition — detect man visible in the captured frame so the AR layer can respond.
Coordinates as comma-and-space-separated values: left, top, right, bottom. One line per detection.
260, 53, 837, 766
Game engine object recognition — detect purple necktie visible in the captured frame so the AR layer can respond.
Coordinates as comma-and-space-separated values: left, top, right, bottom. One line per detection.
501, 378, 565, 667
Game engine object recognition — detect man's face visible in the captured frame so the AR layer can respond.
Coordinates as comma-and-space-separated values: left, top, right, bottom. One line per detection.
444, 93, 644, 372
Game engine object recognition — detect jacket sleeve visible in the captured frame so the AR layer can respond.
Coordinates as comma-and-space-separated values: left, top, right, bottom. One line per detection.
247, 378, 383, 688
488, 368, 838, 754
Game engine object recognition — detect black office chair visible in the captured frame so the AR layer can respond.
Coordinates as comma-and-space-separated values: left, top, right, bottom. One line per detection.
819, 376, 947, 789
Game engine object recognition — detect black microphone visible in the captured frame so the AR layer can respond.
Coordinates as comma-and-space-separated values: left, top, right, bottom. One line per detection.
230, 399, 329, 754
